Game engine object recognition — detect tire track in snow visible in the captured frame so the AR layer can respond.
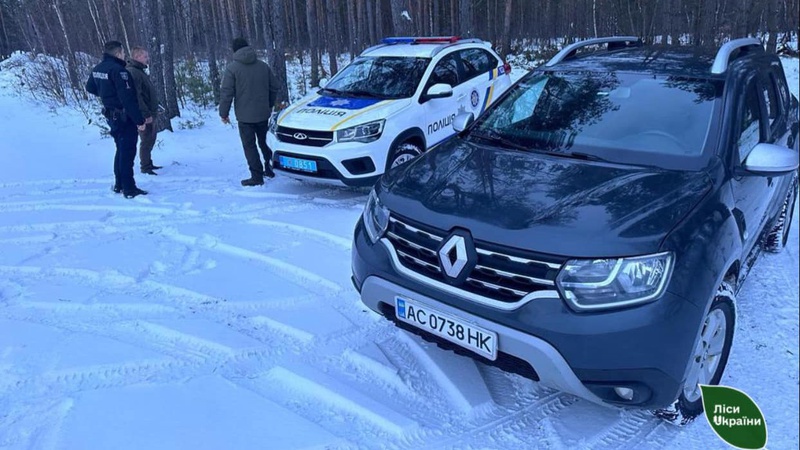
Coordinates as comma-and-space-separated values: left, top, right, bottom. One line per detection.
160, 230, 344, 295
584, 409, 661, 450
0, 202, 196, 216
247, 218, 352, 250
0, 399, 74, 450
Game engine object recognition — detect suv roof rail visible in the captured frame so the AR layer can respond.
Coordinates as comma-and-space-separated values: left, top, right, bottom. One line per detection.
545, 36, 642, 67
710, 38, 763, 74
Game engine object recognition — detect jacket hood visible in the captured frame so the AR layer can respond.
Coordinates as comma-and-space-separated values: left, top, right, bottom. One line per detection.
379, 139, 712, 257
233, 46, 258, 64
127, 59, 147, 70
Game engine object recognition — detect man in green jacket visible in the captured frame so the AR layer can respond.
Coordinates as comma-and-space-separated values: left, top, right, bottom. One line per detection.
127, 46, 162, 175
219, 38, 280, 186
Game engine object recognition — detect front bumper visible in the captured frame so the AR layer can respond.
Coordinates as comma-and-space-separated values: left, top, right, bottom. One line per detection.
351, 218, 704, 409
268, 132, 387, 187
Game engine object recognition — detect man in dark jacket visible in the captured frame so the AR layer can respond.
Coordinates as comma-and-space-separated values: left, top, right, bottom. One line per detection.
86, 40, 148, 199
219, 37, 280, 186
127, 46, 162, 175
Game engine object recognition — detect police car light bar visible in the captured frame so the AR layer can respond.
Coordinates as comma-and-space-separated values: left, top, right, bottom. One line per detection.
381, 36, 461, 45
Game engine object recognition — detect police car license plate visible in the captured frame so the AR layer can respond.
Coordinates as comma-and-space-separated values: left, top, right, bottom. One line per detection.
279, 156, 317, 173
395, 297, 497, 361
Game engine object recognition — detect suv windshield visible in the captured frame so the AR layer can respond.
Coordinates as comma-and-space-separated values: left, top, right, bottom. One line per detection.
323, 56, 430, 99
470, 71, 720, 166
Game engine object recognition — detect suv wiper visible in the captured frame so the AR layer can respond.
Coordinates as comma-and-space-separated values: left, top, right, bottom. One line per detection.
551, 150, 664, 170
469, 130, 529, 152
560, 151, 609, 162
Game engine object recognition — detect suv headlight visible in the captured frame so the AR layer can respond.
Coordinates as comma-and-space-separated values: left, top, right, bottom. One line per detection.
363, 189, 390, 243
555, 252, 674, 311
337, 120, 385, 143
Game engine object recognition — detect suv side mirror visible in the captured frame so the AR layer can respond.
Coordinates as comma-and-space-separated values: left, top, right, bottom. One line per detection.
452, 112, 475, 133
422, 83, 453, 102
741, 143, 799, 176
318, 78, 329, 89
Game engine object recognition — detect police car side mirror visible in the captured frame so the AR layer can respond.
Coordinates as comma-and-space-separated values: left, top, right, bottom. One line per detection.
423, 83, 453, 102
318, 78, 329, 88
741, 143, 799, 176
452, 112, 475, 133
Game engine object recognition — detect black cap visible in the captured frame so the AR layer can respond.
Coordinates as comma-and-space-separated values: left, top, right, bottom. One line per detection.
232, 38, 249, 52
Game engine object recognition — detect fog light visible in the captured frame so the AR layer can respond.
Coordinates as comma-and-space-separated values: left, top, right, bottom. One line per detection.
614, 387, 634, 401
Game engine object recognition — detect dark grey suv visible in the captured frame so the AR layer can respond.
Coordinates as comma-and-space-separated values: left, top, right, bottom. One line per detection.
351, 37, 799, 423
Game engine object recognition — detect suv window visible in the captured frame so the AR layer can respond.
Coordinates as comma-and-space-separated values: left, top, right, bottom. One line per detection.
765, 70, 790, 140
428, 53, 461, 88
459, 48, 497, 81
763, 74, 780, 128
738, 79, 766, 162
470, 71, 719, 166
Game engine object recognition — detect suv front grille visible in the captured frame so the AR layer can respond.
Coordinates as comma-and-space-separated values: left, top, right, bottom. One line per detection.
276, 126, 333, 147
385, 216, 563, 305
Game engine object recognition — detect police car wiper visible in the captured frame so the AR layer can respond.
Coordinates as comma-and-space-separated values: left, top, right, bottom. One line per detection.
343, 90, 385, 98
320, 87, 345, 96
469, 130, 529, 152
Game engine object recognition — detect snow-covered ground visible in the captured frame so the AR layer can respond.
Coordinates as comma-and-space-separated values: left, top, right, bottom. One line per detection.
0, 56, 797, 450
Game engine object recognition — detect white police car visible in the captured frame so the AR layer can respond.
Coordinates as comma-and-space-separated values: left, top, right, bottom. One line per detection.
268, 36, 512, 186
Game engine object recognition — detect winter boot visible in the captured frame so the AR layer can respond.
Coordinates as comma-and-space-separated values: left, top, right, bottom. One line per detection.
264, 162, 275, 179
241, 177, 264, 187
123, 187, 149, 199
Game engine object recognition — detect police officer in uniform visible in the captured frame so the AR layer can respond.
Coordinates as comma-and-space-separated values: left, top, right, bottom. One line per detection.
86, 41, 148, 198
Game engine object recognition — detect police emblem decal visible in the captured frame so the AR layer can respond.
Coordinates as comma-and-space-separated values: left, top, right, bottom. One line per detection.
470, 90, 480, 109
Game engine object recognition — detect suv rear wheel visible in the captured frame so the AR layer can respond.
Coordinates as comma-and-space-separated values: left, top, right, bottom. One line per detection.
387, 142, 423, 170
764, 176, 798, 253
654, 282, 735, 425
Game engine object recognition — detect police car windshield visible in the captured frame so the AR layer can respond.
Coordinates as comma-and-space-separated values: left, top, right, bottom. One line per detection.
323, 56, 430, 99
470, 71, 720, 169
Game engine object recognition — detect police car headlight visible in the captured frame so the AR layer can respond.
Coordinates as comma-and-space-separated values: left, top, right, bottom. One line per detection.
363, 189, 390, 244
337, 120, 385, 143
268, 112, 279, 134
555, 252, 674, 311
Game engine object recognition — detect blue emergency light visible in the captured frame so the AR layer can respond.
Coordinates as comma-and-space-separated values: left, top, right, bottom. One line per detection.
381, 36, 461, 45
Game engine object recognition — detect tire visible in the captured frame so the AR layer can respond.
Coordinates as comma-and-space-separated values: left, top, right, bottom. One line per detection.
386, 141, 423, 171
653, 282, 736, 426
764, 175, 798, 253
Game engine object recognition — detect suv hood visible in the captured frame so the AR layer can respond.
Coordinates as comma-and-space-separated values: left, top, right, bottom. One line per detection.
277, 93, 410, 131
380, 139, 712, 258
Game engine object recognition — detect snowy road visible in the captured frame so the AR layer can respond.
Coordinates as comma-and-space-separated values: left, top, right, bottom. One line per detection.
0, 55, 798, 449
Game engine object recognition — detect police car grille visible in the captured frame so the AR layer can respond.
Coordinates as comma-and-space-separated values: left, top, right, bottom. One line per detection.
385, 216, 563, 304
276, 126, 333, 147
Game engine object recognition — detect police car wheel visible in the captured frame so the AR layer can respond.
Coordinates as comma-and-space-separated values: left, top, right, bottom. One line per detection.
388, 142, 423, 170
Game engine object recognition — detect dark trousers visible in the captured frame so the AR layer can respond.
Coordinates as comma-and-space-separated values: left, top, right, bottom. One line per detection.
109, 116, 139, 191
138, 122, 157, 170
238, 120, 272, 179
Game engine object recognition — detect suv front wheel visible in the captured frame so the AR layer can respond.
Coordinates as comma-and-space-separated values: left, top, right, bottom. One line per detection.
387, 141, 423, 170
654, 282, 736, 425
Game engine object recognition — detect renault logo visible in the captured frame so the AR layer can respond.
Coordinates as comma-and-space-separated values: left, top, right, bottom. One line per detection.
439, 235, 468, 279
293, 132, 308, 140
